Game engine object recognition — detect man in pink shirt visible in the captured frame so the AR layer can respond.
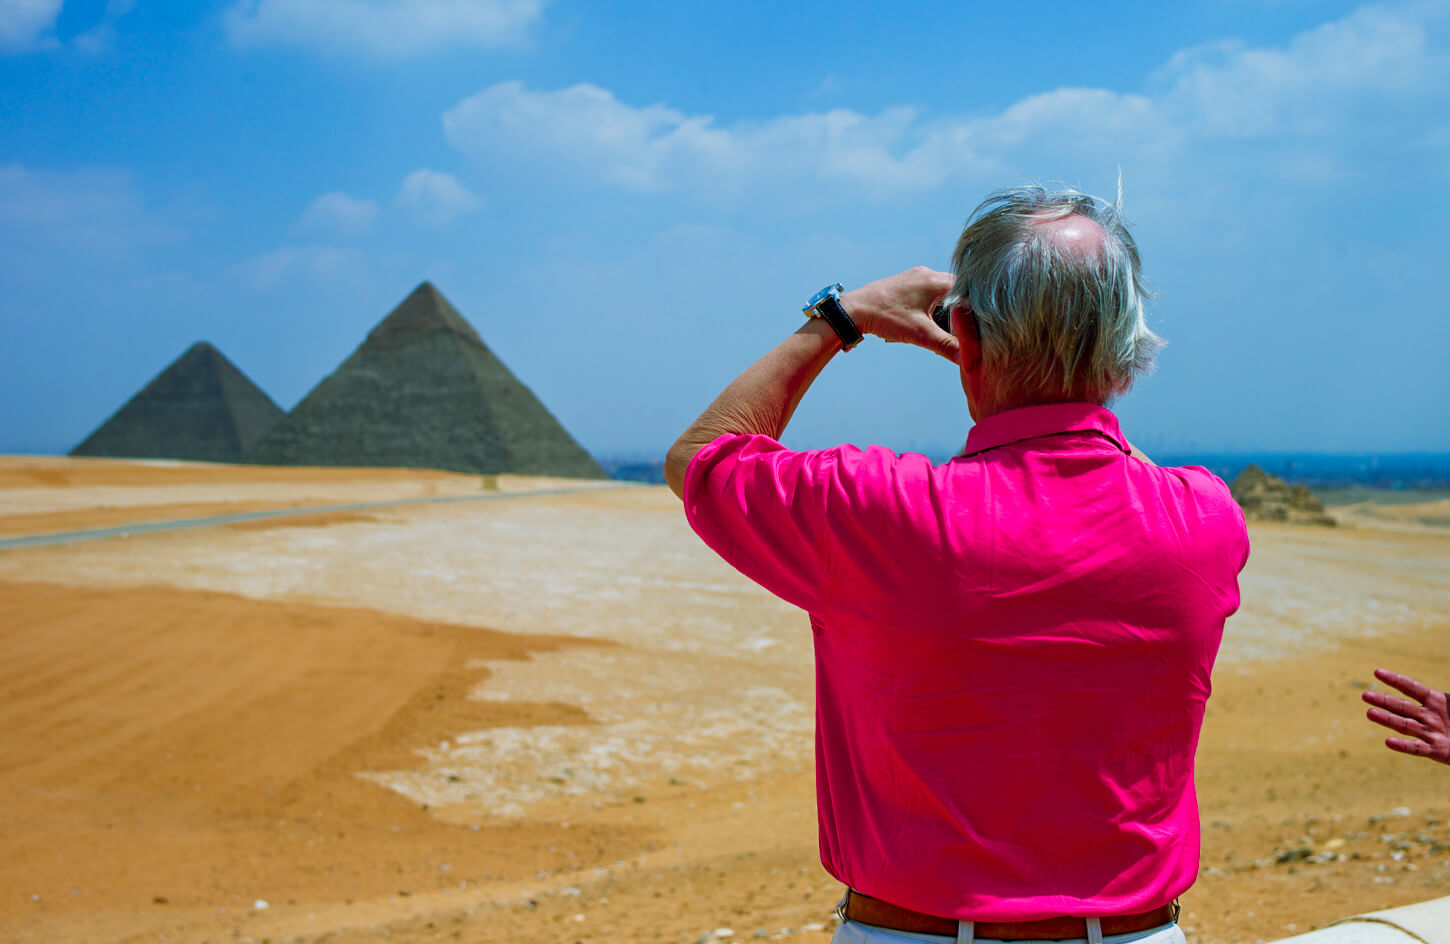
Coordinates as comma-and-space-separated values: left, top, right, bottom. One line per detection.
665, 186, 1249, 944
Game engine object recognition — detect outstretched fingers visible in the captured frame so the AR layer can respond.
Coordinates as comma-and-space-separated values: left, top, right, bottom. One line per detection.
1363, 667, 1450, 766
1385, 736, 1436, 758
1374, 667, 1433, 702
1363, 689, 1421, 717
1366, 705, 1423, 736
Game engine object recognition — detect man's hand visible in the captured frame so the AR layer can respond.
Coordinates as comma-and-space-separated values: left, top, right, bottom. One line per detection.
1363, 667, 1450, 765
842, 267, 959, 363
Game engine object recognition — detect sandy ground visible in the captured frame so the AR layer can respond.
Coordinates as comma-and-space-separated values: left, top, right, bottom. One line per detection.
1, 458, 1449, 944
0, 455, 596, 536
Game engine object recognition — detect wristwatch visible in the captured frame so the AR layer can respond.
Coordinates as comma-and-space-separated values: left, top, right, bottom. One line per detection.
803, 283, 863, 351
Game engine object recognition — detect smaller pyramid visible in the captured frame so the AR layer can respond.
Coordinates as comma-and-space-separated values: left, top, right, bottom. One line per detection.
1230, 464, 1336, 526
72, 342, 284, 463
247, 283, 606, 478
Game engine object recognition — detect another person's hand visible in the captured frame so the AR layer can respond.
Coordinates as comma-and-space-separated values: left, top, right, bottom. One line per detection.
1362, 668, 1450, 765
842, 267, 959, 363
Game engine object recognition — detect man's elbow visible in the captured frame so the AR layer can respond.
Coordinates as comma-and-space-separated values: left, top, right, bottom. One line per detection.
664, 439, 693, 500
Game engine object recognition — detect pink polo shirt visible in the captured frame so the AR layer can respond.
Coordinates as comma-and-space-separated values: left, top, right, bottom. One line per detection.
683, 402, 1248, 922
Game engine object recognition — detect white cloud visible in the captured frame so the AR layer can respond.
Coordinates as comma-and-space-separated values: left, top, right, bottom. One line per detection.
240, 244, 368, 290
0, 163, 179, 249
1153, 4, 1440, 138
298, 190, 379, 237
442, 2, 1450, 203
442, 81, 956, 198
225, 0, 544, 57
395, 169, 481, 226
0, 0, 62, 54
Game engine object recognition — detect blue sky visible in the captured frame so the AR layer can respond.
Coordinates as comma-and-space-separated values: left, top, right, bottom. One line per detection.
2, 0, 1447, 459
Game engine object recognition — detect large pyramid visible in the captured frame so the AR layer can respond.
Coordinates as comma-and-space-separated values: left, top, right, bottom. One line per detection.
72, 341, 285, 462
247, 282, 606, 478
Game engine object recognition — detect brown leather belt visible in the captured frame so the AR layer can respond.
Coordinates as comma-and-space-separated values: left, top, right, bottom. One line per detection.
842, 890, 1178, 940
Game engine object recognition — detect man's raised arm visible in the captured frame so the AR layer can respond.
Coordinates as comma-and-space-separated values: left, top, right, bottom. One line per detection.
664, 267, 957, 499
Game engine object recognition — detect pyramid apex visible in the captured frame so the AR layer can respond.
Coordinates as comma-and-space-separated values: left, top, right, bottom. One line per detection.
248, 284, 606, 478
366, 282, 484, 349
401, 281, 442, 304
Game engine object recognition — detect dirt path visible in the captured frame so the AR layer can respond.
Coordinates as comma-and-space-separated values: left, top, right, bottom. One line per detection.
0, 484, 627, 550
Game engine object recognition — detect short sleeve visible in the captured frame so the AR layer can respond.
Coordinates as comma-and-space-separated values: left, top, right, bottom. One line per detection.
682, 433, 841, 612
1175, 465, 1253, 574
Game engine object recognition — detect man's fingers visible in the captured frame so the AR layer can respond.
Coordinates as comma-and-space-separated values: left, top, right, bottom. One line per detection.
1375, 667, 1433, 702
933, 330, 957, 363
1367, 706, 1424, 736
910, 266, 954, 296
1386, 737, 1434, 757
1363, 690, 1419, 715
923, 325, 961, 363
1366, 707, 1399, 731
1367, 672, 1450, 766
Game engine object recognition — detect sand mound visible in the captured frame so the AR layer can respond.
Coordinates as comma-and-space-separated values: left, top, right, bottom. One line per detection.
0, 581, 614, 933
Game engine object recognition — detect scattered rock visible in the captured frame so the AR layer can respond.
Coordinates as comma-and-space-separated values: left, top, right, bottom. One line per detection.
1230, 465, 1336, 526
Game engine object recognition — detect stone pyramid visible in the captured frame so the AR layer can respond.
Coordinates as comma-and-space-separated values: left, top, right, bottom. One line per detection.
72, 341, 284, 463
247, 282, 606, 478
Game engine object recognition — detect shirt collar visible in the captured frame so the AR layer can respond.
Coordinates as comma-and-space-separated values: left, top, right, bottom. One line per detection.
961, 402, 1130, 458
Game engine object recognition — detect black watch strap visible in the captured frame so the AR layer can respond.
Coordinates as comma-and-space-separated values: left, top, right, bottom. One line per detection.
805, 285, 863, 351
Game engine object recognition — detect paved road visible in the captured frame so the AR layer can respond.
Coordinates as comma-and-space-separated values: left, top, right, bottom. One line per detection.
0, 482, 634, 551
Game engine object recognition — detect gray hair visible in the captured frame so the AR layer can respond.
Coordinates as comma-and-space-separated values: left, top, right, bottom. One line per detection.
949, 184, 1164, 404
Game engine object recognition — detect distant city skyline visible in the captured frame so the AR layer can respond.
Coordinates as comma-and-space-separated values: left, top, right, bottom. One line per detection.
3, 0, 1448, 458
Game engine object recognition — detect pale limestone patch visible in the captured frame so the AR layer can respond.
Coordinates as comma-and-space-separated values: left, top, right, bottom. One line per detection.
361, 686, 813, 819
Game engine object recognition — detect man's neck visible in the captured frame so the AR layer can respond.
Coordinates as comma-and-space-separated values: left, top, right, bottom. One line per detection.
968, 391, 1103, 423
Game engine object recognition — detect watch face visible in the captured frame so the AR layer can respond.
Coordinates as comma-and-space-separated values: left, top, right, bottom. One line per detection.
804, 283, 844, 315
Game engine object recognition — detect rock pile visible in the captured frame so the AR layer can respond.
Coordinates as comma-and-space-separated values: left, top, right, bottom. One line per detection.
1230, 464, 1336, 526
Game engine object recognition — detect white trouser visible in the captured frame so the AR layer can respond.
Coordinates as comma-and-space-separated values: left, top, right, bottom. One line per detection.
831, 918, 1185, 944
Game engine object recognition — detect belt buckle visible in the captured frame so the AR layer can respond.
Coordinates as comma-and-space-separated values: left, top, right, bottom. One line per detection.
1171, 898, 1182, 924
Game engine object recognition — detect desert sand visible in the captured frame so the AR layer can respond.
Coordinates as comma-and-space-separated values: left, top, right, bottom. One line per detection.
1, 455, 1448, 944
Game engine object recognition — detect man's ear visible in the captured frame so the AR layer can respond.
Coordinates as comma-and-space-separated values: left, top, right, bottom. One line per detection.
951, 305, 982, 369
